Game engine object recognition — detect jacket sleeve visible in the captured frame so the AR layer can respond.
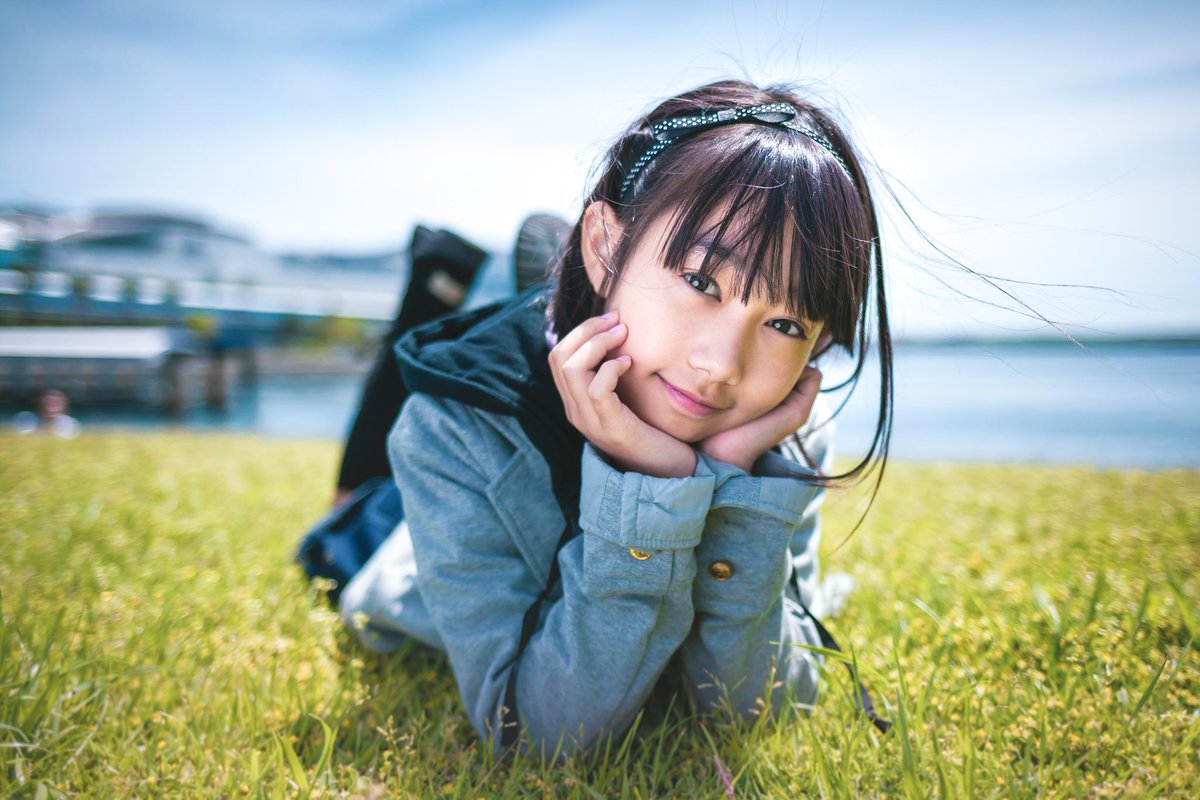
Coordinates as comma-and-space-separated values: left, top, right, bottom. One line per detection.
390, 394, 715, 755
677, 412, 836, 718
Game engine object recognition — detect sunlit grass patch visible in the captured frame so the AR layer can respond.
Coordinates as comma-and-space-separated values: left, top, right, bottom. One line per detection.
2, 431, 1197, 797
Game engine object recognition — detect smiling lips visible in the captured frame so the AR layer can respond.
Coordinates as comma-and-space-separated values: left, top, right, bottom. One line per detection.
658, 376, 727, 417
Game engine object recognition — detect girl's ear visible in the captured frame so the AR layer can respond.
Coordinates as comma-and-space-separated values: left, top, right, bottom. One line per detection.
580, 201, 624, 298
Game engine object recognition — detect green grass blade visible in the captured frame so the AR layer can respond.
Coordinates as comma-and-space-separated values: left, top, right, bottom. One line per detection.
1130, 656, 1168, 719
789, 642, 852, 663
309, 713, 336, 783
275, 731, 310, 793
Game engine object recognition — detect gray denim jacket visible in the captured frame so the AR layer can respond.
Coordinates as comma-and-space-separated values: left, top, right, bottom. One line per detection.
339, 387, 834, 755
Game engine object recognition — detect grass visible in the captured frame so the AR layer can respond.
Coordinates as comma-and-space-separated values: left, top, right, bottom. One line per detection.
1, 430, 1197, 798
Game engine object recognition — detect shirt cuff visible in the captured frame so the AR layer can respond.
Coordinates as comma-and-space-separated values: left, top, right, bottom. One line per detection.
698, 451, 821, 524
579, 443, 715, 550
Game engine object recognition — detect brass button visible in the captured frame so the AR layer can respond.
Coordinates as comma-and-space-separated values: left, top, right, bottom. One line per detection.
628, 548, 652, 561
708, 561, 734, 581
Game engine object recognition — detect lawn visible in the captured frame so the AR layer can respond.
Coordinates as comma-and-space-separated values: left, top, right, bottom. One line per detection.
2, 431, 1197, 798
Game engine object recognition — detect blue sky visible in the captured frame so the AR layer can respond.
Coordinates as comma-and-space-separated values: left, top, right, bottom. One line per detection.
2, 0, 1197, 337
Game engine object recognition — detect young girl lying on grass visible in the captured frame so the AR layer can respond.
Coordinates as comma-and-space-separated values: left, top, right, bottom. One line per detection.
300, 78, 894, 756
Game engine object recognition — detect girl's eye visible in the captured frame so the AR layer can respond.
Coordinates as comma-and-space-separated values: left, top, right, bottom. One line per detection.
683, 272, 720, 296
769, 318, 808, 339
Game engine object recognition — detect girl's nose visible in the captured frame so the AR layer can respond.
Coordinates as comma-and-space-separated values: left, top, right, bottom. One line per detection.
687, 325, 747, 385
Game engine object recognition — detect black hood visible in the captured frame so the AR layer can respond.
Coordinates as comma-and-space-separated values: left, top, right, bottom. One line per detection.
394, 284, 582, 474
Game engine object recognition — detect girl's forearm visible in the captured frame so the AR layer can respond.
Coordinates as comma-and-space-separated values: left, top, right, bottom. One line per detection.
676, 452, 827, 716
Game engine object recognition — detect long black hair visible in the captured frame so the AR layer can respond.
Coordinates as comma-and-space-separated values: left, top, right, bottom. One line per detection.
550, 79, 892, 492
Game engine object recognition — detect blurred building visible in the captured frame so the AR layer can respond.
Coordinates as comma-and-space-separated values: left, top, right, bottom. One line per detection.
37, 210, 281, 284
0, 326, 206, 410
279, 250, 405, 292
0, 206, 87, 246
0, 206, 410, 326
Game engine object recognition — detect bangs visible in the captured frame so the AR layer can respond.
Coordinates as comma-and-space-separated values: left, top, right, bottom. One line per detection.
618, 124, 872, 342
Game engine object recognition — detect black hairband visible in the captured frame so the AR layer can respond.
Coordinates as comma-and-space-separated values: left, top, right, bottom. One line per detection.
618, 101, 855, 203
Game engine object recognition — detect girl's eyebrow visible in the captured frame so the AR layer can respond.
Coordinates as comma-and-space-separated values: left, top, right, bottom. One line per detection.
689, 232, 741, 268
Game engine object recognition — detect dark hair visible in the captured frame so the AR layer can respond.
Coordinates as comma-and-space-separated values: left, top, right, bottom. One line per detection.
550, 79, 892, 492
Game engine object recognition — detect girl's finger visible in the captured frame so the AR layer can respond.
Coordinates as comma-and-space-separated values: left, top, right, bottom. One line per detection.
565, 356, 629, 438
552, 326, 628, 431
559, 324, 627, 396
549, 316, 622, 408
787, 366, 823, 424
549, 311, 619, 366
588, 355, 631, 401
549, 319, 623, 385
795, 365, 822, 396
760, 366, 823, 432
563, 330, 626, 383
587, 357, 634, 436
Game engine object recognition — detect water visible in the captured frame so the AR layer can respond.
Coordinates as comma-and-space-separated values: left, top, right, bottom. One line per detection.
22, 339, 1194, 468
10, 254, 1199, 467
824, 341, 1199, 467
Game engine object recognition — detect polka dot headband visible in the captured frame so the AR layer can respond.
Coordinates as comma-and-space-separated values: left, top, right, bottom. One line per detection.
617, 101, 855, 203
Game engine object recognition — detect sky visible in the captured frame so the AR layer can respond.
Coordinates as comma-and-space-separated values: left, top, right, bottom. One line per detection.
1, 0, 1197, 338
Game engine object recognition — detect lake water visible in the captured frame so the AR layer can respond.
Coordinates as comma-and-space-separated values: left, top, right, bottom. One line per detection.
822, 340, 1198, 467
31, 339, 1196, 468
12, 257, 1198, 467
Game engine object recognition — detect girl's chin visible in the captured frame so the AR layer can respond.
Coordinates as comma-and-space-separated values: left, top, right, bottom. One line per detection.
642, 412, 725, 444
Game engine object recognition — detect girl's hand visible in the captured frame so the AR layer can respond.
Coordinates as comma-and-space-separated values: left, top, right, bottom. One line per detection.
697, 365, 823, 474
549, 311, 697, 478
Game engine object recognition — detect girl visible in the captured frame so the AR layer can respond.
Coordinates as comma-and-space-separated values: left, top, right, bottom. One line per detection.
321, 79, 891, 756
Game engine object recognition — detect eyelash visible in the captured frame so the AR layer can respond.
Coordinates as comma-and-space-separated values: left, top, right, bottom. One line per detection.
683, 272, 720, 296
681, 272, 808, 340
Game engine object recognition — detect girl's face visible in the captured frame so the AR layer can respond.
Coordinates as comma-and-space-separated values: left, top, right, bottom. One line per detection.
585, 204, 823, 444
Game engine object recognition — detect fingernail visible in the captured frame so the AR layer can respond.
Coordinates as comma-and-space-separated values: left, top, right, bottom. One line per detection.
601, 311, 617, 321
611, 323, 626, 332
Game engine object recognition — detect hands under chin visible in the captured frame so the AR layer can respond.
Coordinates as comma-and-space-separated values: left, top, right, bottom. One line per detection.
549, 311, 696, 478
550, 312, 823, 479
696, 366, 823, 473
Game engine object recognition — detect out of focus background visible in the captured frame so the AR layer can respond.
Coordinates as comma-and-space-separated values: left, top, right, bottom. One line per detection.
2, 0, 1196, 465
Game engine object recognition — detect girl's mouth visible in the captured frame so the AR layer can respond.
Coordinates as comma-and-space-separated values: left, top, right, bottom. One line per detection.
658, 376, 723, 417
